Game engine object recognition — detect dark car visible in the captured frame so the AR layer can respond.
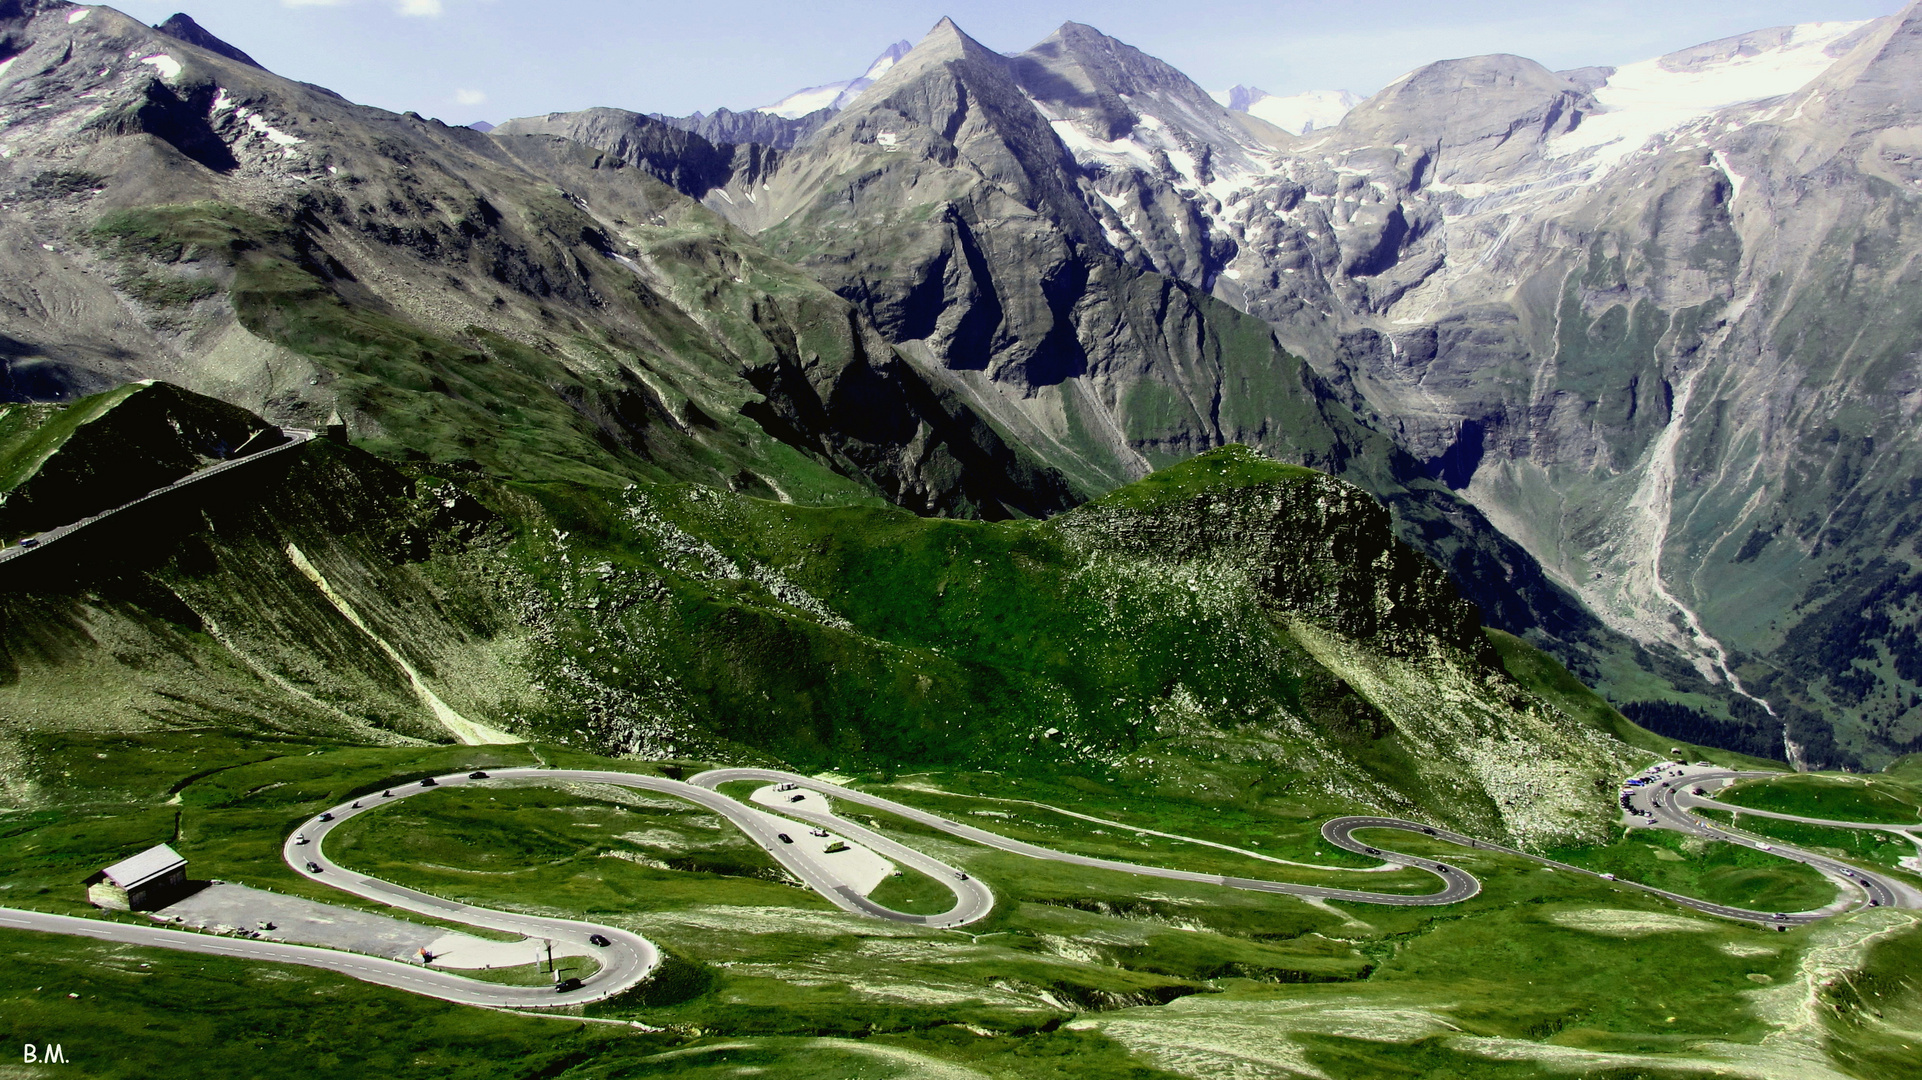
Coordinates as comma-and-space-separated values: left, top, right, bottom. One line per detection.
777, 833, 794, 844
554, 977, 583, 993
420, 777, 438, 787
469, 771, 489, 780
305, 861, 321, 873
588, 934, 610, 947
1364, 847, 1381, 855
788, 794, 806, 803
318, 812, 334, 822
382, 790, 394, 798
18, 538, 37, 548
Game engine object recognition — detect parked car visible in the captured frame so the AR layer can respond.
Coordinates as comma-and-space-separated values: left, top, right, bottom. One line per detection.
554, 977, 583, 993
788, 794, 806, 803
823, 841, 849, 854
588, 934, 610, 947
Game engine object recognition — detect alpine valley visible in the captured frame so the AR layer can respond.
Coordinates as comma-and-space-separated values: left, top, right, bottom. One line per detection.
1, 3, 1921, 1080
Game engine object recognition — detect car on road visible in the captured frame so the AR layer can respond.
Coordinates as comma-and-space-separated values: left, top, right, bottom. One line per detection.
294, 833, 308, 845
1758, 844, 1773, 851
1843, 869, 1857, 877
317, 812, 333, 822
1601, 873, 1616, 880
305, 861, 321, 873
554, 977, 583, 993
382, 790, 394, 798
776, 783, 796, 791
809, 828, 829, 837
18, 538, 37, 548
777, 833, 793, 844
956, 871, 969, 880
1364, 847, 1381, 855
588, 934, 610, 947
420, 777, 438, 787
468, 771, 488, 779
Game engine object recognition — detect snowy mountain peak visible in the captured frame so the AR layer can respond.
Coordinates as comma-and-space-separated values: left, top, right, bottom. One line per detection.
757, 39, 915, 119
1210, 86, 1362, 135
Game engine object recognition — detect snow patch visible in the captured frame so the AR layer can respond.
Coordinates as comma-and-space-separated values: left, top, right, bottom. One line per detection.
245, 112, 303, 148
139, 54, 182, 82
1234, 89, 1363, 136
66, 7, 90, 23
211, 88, 235, 113
1546, 20, 1866, 178
0, 57, 15, 80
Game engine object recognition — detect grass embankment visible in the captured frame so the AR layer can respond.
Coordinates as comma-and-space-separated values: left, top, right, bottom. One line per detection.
1693, 807, 1922, 876
1716, 774, 1922, 824
865, 865, 960, 915
1539, 826, 1836, 912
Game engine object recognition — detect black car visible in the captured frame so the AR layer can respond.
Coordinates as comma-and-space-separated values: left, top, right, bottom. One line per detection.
1364, 847, 1381, 855
305, 861, 321, 873
469, 771, 489, 780
420, 777, 438, 787
554, 977, 583, 993
777, 833, 794, 844
588, 934, 610, 947
382, 790, 394, 798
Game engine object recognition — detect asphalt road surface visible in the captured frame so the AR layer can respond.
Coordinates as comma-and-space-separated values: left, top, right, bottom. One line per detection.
11, 761, 1918, 1009
0, 428, 315, 565
692, 768, 1478, 906
1622, 766, 1922, 920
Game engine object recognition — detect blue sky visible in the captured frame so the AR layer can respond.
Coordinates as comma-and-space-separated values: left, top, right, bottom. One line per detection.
109, 0, 1899, 125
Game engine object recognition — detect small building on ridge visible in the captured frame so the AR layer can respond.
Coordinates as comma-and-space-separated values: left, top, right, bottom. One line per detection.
85, 844, 188, 911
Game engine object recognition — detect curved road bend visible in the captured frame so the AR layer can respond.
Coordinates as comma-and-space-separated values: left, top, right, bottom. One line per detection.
691, 768, 1477, 907
1628, 768, 1922, 917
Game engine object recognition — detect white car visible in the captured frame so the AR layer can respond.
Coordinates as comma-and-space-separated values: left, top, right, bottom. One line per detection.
294, 833, 308, 845
1758, 844, 1773, 851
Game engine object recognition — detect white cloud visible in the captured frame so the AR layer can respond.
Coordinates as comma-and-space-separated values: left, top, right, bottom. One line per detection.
281, 0, 351, 6
396, 0, 443, 15
454, 88, 486, 105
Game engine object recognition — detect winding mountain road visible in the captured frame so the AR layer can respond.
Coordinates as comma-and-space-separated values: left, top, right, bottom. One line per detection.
6, 762, 1918, 1009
